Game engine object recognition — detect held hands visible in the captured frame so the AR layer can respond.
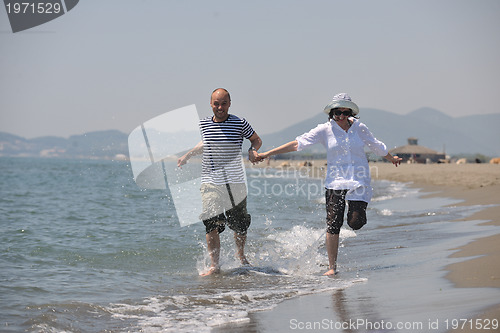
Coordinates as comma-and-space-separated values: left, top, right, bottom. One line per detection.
257, 152, 269, 162
248, 150, 268, 164
248, 149, 261, 164
180, 148, 269, 166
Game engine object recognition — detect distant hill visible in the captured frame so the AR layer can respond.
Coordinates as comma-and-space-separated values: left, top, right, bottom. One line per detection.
1, 108, 498, 159
258, 108, 500, 157
0, 130, 128, 159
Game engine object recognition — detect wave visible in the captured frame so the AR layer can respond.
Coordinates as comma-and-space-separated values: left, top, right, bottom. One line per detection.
104, 275, 367, 332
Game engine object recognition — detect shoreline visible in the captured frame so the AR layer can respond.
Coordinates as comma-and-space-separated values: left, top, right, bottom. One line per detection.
372, 163, 500, 332
369, 163, 500, 288
242, 160, 500, 331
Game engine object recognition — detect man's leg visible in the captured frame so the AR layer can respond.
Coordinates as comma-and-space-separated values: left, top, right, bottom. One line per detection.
225, 184, 251, 266
200, 184, 225, 276
201, 229, 221, 276
234, 232, 249, 265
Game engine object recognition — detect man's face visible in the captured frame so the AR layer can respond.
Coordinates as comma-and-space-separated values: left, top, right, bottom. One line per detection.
210, 90, 231, 122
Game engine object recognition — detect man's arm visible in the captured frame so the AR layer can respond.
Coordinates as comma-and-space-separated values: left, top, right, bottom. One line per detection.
247, 132, 262, 164
177, 140, 203, 167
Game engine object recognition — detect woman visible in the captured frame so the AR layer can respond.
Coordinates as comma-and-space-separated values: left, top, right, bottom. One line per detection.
257, 93, 401, 275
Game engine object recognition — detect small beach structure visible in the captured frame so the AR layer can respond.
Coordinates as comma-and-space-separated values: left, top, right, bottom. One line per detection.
389, 137, 445, 164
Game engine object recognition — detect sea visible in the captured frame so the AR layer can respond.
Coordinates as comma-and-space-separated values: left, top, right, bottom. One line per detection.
1, 157, 499, 332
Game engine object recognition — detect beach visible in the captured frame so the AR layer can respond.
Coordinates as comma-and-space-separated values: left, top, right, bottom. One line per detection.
374, 162, 500, 332
2, 158, 499, 332
371, 163, 500, 286
225, 161, 500, 333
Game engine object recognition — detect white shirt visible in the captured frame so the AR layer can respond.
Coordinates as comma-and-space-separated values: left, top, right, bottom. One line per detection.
296, 119, 388, 202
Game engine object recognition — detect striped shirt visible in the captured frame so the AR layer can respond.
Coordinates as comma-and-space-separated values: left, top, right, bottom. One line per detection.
200, 114, 255, 185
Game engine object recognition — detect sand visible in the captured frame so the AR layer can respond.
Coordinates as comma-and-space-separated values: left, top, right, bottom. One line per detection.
370, 163, 500, 287
372, 162, 500, 332
239, 160, 500, 332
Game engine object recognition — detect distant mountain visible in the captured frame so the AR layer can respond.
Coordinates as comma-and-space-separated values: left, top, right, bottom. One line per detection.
65, 130, 128, 158
0, 130, 128, 159
1, 108, 498, 159
259, 108, 500, 157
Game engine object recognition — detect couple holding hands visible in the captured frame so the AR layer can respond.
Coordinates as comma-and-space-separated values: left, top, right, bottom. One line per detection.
178, 88, 401, 276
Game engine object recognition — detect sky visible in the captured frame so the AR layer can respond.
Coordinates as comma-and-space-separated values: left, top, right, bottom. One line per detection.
1, 0, 499, 139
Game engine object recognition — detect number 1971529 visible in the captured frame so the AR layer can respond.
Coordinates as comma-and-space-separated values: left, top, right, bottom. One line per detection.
6, 2, 62, 14
445, 318, 498, 330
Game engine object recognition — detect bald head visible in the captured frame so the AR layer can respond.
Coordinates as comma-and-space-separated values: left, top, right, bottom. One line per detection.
211, 88, 231, 103
210, 88, 231, 122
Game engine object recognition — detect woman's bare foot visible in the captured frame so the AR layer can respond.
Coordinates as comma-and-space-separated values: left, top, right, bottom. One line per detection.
200, 266, 220, 276
323, 269, 337, 276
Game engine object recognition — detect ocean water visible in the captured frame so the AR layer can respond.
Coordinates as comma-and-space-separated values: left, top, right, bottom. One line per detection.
1, 157, 498, 332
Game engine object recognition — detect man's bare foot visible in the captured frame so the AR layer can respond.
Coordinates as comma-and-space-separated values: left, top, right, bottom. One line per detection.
200, 266, 220, 276
323, 269, 337, 276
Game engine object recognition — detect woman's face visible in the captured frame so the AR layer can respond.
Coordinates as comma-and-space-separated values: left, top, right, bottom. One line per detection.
332, 108, 352, 121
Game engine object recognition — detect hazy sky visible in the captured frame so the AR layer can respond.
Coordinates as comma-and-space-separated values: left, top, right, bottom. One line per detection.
1, 0, 499, 138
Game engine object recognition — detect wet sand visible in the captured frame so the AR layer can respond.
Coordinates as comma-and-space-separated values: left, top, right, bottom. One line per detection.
373, 162, 500, 332
370, 163, 500, 287
229, 160, 500, 332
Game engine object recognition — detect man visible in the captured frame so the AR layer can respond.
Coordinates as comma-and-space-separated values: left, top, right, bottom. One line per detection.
178, 88, 262, 276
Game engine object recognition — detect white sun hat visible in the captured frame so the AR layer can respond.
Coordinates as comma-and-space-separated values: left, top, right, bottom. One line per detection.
323, 93, 359, 116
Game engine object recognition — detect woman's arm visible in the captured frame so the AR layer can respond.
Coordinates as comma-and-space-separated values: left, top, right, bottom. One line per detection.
258, 140, 298, 160
357, 122, 389, 157
356, 123, 401, 166
256, 124, 324, 162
